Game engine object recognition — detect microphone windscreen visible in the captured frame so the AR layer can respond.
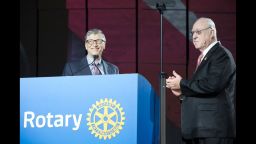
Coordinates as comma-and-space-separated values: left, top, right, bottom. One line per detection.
93, 55, 99, 60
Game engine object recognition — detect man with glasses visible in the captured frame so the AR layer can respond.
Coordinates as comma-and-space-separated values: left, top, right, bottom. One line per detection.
166, 17, 236, 144
63, 28, 119, 75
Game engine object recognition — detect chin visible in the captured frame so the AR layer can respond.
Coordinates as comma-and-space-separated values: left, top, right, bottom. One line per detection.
194, 45, 199, 49
91, 51, 100, 55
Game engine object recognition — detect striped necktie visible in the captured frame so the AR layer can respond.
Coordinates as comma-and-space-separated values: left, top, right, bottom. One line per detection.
91, 63, 101, 75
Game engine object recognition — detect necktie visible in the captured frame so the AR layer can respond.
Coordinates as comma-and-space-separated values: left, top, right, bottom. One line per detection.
91, 63, 101, 75
196, 53, 203, 70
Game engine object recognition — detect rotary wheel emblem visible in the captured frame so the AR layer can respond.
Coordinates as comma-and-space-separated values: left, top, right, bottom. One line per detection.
87, 98, 125, 140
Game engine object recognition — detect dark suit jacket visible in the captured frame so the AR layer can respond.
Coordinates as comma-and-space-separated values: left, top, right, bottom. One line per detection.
62, 56, 119, 76
180, 42, 236, 139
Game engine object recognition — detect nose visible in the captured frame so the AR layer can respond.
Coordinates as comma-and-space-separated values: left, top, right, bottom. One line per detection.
193, 34, 198, 40
92, 42, 99, 47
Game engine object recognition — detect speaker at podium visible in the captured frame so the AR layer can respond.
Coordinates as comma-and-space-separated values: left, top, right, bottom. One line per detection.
20, 73, 160, 144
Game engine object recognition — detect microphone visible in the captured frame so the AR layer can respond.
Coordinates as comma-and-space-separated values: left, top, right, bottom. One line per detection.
72, 55, 99, 75
93, 55, 99, 61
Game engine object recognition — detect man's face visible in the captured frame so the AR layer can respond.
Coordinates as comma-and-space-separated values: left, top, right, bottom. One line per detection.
191, 20, 212, 51
85, 34, 106, 57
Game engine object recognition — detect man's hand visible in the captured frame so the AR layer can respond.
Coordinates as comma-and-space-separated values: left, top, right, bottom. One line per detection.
171, 89, 182, 96
166, 70, 183, 96
166, 70, 182, 89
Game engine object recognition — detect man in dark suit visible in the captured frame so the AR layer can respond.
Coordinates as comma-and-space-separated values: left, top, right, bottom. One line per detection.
63, 28, 119, 75
166, 17, 236, 144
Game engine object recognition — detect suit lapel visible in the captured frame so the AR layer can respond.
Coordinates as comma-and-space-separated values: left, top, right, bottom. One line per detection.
79, 57, 92, 75
102, 60, 109, 74
195, 42, 220, 73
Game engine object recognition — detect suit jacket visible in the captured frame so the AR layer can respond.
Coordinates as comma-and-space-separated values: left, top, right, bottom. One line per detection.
180, 42, 236, 139
62, 56, 119, 76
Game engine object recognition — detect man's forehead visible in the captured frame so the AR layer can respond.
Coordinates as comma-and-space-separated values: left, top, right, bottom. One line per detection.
193, 21, 207, 30
87, 33, 101, 38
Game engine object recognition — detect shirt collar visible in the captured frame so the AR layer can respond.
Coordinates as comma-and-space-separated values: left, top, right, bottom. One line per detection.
202, 41, 219, 57
86, 55, 102, 65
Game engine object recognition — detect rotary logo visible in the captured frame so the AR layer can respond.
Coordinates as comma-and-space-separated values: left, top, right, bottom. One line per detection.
86, 98, 125, 140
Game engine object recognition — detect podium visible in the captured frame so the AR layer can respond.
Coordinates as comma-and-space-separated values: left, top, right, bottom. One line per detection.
20, 74, 160, 144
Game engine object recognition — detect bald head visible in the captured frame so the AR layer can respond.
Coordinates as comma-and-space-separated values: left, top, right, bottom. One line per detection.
195, 18, 215, 29
192, 17, 217, 51
194, 17, 217, 38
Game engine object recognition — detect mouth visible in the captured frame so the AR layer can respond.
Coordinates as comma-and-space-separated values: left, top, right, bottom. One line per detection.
90, 47, 101, 53
90, 47, 100, 50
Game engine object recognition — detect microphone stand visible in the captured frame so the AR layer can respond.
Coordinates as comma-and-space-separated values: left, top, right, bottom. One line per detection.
156, 2, 167, 144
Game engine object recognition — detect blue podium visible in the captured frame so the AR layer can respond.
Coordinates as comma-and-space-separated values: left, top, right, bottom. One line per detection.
20, 74, 160, 144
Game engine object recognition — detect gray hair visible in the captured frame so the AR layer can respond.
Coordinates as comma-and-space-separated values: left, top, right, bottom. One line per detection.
84, 28, 106, 41
206, 18, 216, 30
206, 18, 217, 40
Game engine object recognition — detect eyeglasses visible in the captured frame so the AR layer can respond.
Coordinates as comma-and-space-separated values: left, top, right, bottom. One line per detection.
86, 39, 105, 45
190, 27, 211, 36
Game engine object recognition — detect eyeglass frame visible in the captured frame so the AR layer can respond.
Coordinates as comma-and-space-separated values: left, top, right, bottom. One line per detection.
190, 27, 212, 36
86, 39, 106, 45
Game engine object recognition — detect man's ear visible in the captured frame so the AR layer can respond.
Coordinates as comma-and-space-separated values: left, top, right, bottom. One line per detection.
102, 44, 106, 50
210, 30, 214, 39
85, 43, 88, 50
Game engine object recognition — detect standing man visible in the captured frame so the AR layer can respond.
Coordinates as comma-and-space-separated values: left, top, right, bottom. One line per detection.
63, 28, 119, 75
166, 17, 236, 144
